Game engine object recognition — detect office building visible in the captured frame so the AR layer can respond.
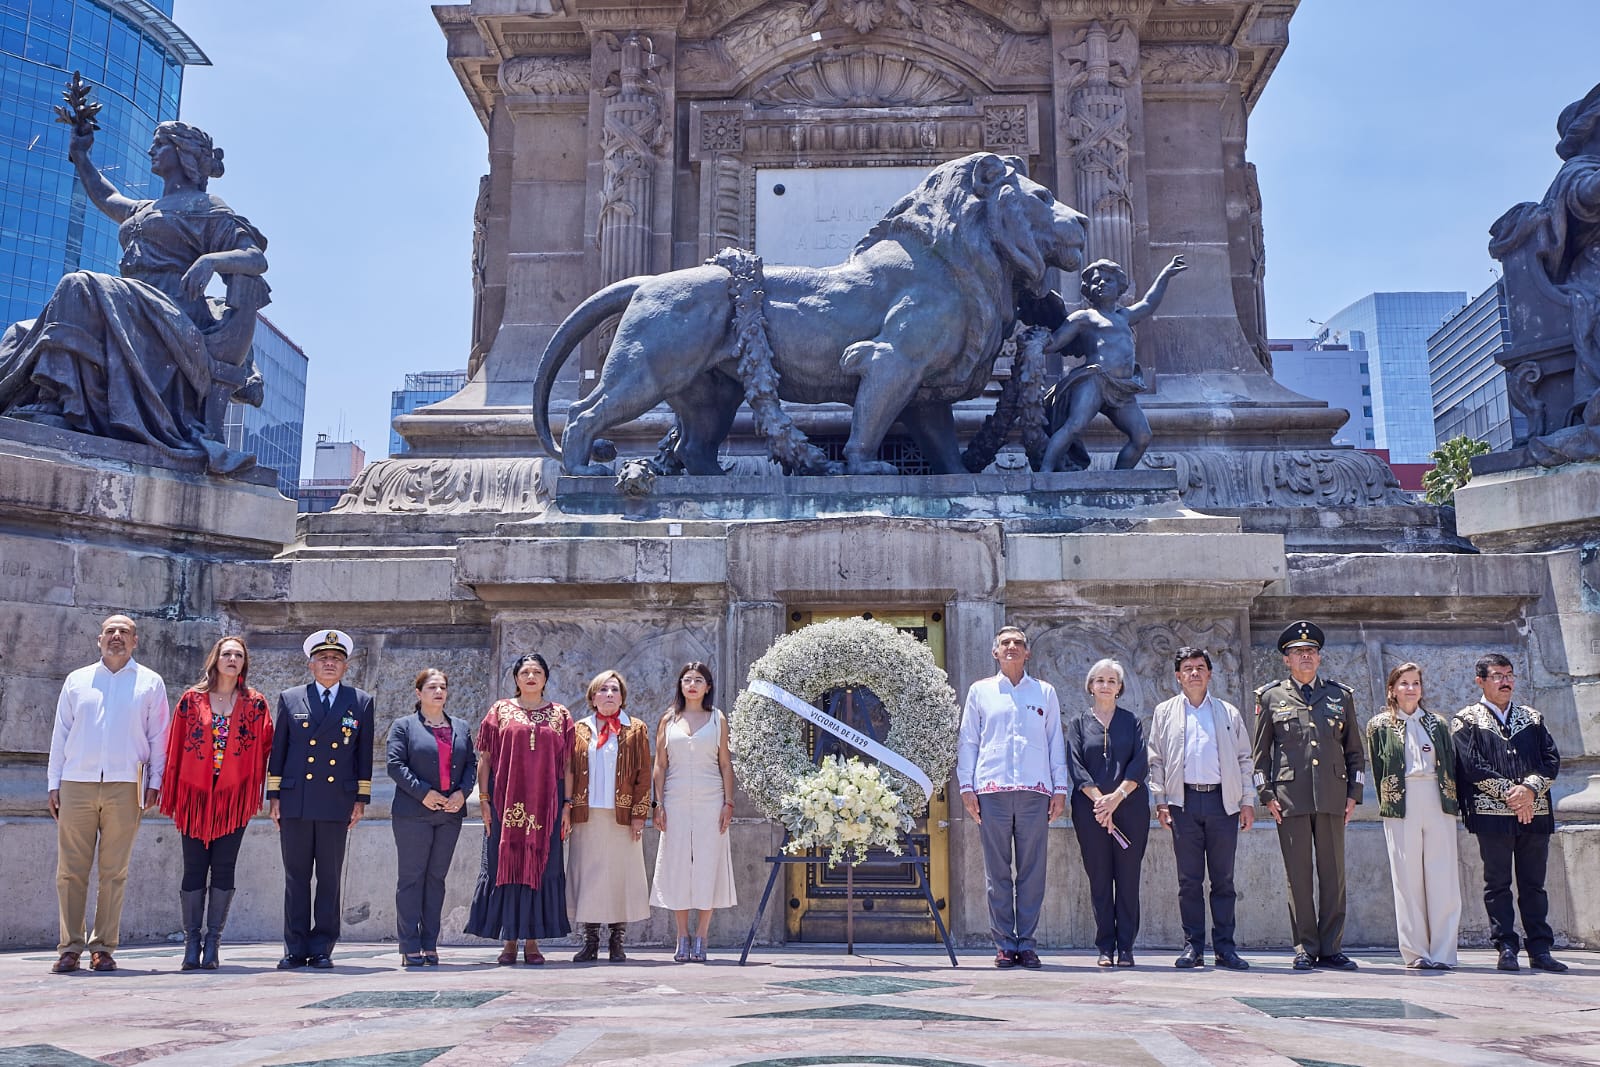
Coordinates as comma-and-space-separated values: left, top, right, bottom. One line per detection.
296, 434, 364, 514
1428, 281, 1527, 452
390, 369, 467, 457
1319, 291, 1467, 464
1, 0, 207, 329
222, 312, 307, 497
1269, 337, 1372, 448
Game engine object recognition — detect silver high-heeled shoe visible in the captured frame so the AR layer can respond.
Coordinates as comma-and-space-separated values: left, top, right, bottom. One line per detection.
674, 936, 690, 963
689, 936, 707, 963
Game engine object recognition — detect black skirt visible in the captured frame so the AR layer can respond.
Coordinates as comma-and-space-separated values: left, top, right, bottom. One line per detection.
463, 817, 571, 941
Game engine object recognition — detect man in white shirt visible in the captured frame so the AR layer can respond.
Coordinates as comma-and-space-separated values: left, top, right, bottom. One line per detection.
957, 626, 1068, 969
1147, 646, 1254, 971
46, 614, 171, 974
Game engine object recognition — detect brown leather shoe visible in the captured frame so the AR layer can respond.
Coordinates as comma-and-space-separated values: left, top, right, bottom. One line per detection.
50, 951, 80, 974
89, 951, 117, 972
497, 942, 518, 966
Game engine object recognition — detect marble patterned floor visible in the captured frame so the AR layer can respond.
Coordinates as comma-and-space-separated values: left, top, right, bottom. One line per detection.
0, 944, 1596, 1066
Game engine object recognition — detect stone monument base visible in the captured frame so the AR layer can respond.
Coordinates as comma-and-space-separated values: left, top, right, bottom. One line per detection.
0, 428, 295, 813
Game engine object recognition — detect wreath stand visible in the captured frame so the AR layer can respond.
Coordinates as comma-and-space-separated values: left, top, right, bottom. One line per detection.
738, 834, 958, 967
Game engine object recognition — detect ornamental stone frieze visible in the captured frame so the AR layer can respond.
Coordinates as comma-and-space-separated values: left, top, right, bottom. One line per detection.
751, 49, 970, 107
496, 55, 588, 96
683, 0, 1048, 37
682, 0, 1049, 91
332, 458, 551, 515
1139, 43, 1239, 84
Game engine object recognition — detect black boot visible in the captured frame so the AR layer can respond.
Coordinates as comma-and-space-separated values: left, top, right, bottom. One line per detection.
200, 887, 235, 970
179, 889, 205, 971
607, 923, 627, 962
572, 923, 601, 963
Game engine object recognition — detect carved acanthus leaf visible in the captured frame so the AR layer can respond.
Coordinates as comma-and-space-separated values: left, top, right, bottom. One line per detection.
333, 458, 550, 515
1139, 44, 1238, 84
498, 55, 589, 96
752, 48, 970, 107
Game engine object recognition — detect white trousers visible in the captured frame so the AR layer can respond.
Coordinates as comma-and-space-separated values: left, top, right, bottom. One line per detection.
1382, 775, 1462, 966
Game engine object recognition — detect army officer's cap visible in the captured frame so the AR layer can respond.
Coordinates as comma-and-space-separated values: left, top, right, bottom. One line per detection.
1277, 620, 1324, 654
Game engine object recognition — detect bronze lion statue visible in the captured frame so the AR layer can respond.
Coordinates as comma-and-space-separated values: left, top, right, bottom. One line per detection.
533, 152, 1087, 476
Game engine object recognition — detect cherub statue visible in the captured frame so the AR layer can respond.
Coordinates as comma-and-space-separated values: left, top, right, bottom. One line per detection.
1039, 255, 1185, 472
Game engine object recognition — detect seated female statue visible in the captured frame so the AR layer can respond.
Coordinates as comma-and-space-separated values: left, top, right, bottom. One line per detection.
0, 118, 269, 473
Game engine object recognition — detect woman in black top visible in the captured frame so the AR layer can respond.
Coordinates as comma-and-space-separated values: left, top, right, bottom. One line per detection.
1066, 657, 1150, 967
386, 668, 477, 967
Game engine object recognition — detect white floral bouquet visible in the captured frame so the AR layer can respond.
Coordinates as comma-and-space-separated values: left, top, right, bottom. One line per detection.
779, 755, 915, 867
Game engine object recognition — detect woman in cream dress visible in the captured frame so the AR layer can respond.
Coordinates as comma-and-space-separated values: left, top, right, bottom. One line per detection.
651, 662, 737, 962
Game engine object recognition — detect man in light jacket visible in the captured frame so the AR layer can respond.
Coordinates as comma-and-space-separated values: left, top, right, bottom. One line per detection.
1147, 646, 1254, 971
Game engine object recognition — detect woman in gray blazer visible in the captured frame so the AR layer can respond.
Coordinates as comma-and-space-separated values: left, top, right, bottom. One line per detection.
386, 667, 476, 966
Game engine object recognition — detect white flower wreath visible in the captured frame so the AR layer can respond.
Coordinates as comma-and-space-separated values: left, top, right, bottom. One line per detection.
731, 617, 960, 823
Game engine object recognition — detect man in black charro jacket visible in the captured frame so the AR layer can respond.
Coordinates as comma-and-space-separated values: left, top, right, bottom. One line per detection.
268, 629, 374, 970
1452, 652, 1565, 973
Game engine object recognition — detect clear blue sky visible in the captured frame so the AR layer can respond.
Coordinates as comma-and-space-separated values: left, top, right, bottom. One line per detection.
170, 1, 1600, 475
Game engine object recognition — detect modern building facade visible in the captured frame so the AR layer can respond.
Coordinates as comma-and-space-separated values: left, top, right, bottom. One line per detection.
1428, 281, 1527, 452
0, 0, 207, 329
1268, 337, 1372, 448
222, 312, 307, 497
389, 369, 467, 457
1319, 291, 1467, 464
296, 434, 364, 514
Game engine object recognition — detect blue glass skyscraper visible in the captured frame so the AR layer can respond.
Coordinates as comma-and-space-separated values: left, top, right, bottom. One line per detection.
1320, 291, 1467, 464
1, 0, 206, 329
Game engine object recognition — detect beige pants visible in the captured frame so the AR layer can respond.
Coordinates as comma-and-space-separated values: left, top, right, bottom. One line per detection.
56, 780, 142, 954
1382, 775, 1462, 966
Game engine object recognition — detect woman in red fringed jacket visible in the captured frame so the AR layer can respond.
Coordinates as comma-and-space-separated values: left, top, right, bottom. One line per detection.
158, 635, 272, 971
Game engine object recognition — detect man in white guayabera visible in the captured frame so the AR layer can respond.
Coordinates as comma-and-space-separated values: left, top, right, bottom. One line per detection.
957, 625, 1068, 970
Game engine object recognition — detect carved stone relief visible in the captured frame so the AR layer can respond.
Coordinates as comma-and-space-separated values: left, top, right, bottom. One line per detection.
1140, 18, 1236, 43
1058, 20, 1136, 272
705, 0, 1041, 88
982, 104, 1032, 148
1012, 614, 1243, 715
699, 108, 746, 153
496, 615, 721, 741
333, 458, 550, 515
1140, 449, 1411, 508
597, 32, 669, 300
498, 55, 589, 96
1140, 44, 1239, 84
470, 174, 491, 378
752, 49, 970, 107
684, 0, 1047, 38
801, 0, 923, 34
502, 30, 590, 54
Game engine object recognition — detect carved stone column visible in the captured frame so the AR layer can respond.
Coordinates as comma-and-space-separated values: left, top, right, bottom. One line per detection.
1057, 20, 1138, 278
579, 8, 682, 386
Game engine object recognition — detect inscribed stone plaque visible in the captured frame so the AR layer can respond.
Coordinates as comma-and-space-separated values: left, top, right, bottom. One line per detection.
755, 167, 929, 268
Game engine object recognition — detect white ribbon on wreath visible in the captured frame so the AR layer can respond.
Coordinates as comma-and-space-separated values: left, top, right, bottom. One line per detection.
748, 679, 935, 804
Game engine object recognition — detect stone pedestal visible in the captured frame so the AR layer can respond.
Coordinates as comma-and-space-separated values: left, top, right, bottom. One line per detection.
0, 426, 295, 812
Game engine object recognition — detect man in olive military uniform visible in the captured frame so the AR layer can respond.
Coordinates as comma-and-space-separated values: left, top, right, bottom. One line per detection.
268, 629, 374, 970
1252, 621, 1366, 971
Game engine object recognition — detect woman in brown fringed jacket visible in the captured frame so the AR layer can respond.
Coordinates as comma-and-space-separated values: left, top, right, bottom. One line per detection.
567, 669, 652, 962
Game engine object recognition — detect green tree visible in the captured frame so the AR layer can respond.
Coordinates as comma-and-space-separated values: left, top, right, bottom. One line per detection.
1422, 434, 1491, 505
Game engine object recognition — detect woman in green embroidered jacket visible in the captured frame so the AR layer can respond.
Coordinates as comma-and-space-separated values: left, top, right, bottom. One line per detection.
1365, 662, 1460, 969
